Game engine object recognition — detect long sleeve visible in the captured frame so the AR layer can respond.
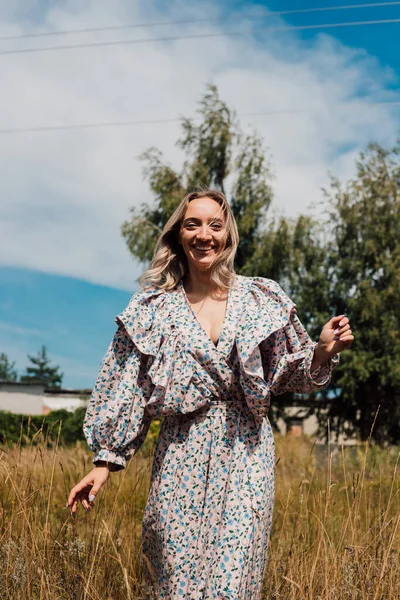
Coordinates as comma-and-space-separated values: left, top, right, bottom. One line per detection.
83, 324, 152, 471
264, 309, 339, 396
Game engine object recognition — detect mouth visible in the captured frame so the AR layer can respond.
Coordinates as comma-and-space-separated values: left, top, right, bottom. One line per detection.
192, 245, 215, 255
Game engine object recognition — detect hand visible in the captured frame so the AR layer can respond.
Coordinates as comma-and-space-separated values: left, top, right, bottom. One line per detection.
66, 466, 110, 516
317, 314, 354, 358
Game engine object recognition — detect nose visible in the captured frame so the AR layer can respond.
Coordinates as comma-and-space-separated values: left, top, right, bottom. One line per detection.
197, 224, 212, 240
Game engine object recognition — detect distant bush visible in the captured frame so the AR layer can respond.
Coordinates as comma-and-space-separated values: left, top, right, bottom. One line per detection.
0, 407, 87, 446
0, 409, 161, 456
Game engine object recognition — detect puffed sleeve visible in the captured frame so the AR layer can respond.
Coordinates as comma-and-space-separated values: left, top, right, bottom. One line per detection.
83, 323, 152, 471
265, 308, 340, 396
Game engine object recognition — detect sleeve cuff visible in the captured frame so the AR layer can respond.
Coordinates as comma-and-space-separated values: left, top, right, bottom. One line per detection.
308, 348, 340, 386
93, 449, 127, 471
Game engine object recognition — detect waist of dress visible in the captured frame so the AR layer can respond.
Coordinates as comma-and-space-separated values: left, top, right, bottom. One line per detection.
209, 392, 240, 406
171, 392, 247, 422
207, 389, 247, 410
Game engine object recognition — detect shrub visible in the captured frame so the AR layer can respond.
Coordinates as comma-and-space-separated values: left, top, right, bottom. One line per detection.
0, 409, 161, 456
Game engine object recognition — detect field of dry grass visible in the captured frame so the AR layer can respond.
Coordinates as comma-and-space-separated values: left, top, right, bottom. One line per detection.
0, 430, 399, 599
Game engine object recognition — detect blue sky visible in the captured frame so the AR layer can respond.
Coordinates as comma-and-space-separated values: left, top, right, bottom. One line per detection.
0, 266, 131, 388
264, 0, 400, 74
0, 0, 399, 387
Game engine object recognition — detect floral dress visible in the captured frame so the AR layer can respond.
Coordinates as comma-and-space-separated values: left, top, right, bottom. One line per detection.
84, 276, 339, 599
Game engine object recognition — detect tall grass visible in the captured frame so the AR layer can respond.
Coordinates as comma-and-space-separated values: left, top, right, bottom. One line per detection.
0, 430, 398, 599
264, 438, 399, 599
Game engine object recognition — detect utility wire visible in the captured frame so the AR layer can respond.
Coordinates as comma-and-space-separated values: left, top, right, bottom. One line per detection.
1, 101, 400, 135
1, 2, 400, 41
0, 17, 400, 56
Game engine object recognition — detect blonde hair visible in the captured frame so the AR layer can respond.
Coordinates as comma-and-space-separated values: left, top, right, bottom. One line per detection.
139, 189, 239, 291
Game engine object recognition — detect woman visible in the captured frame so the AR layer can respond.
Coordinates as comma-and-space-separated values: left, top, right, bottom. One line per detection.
67, 189, 353, 599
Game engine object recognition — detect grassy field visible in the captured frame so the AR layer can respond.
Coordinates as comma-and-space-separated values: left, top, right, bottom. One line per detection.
0, 432, 399, 599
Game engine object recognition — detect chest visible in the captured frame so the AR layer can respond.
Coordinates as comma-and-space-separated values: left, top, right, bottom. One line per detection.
188, 296, 228, 345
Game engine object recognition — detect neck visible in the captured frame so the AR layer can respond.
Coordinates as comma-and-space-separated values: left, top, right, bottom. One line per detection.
184, 266, 234, 298
184, 266, 214, 296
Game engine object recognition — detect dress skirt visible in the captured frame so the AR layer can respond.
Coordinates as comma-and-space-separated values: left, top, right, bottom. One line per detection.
141, 398, 275, 599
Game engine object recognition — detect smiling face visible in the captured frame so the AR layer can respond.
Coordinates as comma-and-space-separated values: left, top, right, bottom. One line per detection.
179, 196, 227, 272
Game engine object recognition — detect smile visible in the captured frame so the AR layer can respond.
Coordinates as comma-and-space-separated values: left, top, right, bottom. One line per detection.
193, 246, 214, 253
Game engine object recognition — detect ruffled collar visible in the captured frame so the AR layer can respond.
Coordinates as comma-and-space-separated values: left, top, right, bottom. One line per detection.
116, 275, 295, 361
174, 275, 247, 359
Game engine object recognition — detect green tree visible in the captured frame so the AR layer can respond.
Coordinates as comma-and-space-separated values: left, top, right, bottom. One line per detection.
121, 84, 274, 274
20, 346, 63, 389
316, 142, 400, 443
0, 353, 17, 381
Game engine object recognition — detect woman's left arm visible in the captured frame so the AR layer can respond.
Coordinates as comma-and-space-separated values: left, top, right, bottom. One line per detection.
268, 310, 353, 396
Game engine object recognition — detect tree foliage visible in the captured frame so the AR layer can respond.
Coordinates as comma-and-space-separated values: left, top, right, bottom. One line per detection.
0, 353, 17, 381
20, 346, 63, 389
318, 142, 400, 443
121, 84, 274, 274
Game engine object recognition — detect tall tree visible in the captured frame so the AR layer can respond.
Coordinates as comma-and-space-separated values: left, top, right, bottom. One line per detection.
0, 353, 18, 381
20, 346, 63, 389
121, 84, 274, 273
316, 142, 400, 443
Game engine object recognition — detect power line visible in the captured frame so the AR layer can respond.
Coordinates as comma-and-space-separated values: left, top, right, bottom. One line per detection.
1, 2, 399, 41
0, 17, 399, 56
0, 117, 182, 134
1, 101, 400, 135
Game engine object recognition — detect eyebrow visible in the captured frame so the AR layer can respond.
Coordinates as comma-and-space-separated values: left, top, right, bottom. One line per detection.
182, 217, 224, 224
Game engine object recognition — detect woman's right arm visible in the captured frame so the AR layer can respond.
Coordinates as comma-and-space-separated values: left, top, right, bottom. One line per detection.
66, 322, 152, 514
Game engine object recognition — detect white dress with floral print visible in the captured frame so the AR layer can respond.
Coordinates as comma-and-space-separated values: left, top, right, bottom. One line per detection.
84, 276, 339, 599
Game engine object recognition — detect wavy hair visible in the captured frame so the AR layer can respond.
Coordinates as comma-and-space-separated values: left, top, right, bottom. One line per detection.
139, 189, 239, 291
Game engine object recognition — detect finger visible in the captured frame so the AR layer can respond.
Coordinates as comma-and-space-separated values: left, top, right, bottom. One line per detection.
338, 324, 351, 334
334, 326, 349, 337
67, 479, 91, 506
71, 498, 79, 516
339, 329, 352, 339
333, 319, 350, 336
81, 498, 91, 512
66, 492, 75, 509
67, 486, 82, 507
329, 315, 345, 327
338, 335, 354, 343
88, 482, 102, 505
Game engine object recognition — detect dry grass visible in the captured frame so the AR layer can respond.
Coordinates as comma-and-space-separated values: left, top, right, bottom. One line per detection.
0, 431, 399, 599
265, 438, 399, 599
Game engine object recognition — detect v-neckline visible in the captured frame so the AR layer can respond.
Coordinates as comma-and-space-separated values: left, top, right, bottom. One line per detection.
179, 278, 234, 351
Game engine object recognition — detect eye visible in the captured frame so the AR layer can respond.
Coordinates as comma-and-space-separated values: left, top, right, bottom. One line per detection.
210, 222, 223, 230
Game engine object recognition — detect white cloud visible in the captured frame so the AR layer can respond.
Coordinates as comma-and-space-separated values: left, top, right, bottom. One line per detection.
0, 0, 399, 289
